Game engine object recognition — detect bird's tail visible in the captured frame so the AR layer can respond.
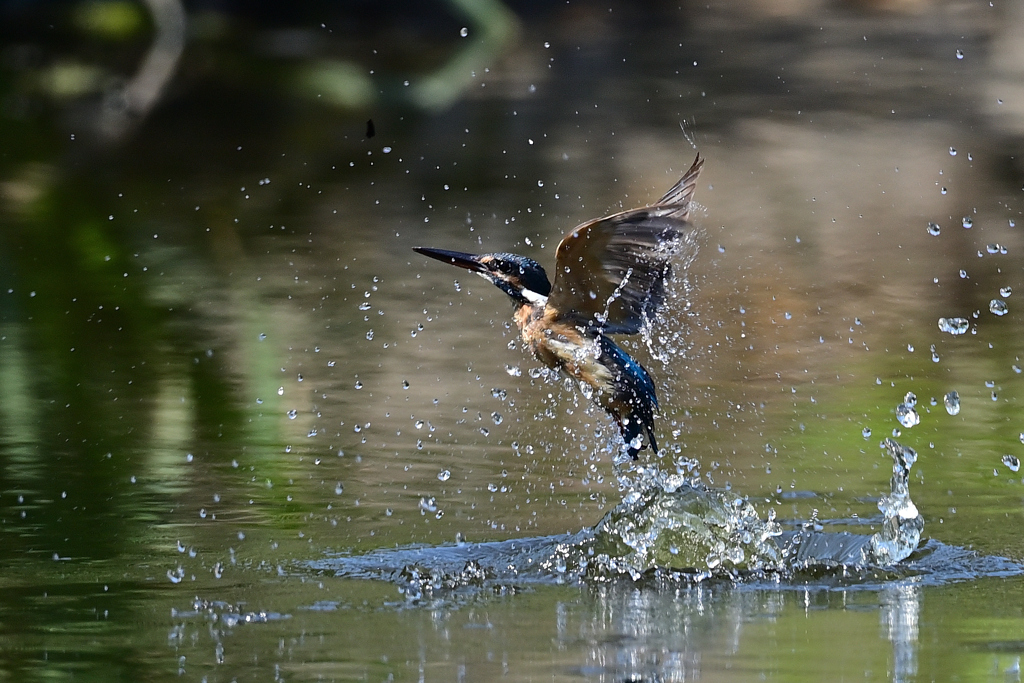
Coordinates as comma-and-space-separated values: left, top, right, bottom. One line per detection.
596, 336, 660, 459
618, 401, 658, 460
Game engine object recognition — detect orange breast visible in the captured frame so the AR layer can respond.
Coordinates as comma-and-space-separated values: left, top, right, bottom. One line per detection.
514, 307, 615, 405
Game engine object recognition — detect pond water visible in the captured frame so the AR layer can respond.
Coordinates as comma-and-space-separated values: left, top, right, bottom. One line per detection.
3, 1, 1024, 681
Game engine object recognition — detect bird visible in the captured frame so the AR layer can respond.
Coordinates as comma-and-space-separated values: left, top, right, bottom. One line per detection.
414, 153, 703, 459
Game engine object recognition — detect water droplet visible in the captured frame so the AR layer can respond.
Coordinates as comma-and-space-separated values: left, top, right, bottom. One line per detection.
258, 333, 267, 341
990, 299, 1009, 316
1002, 454, 1020, 472
941, 187, 947, 195
354, 380, 363, 389
505, 364, 521, 376
402, 380, 410, 389
359, 302, 371, 311
962, 217, 973, 229
287, 409, 297, 419
938, 317, 969, 335
956, 49, 964, 59
537, 180, 544, 187
927, 222, 941, 236
366, 330, 374, 340
959, 269, 968, 279
896, 402, 920, 428
460, 26, 468, 37
904, 392, 917, 407
437, 469, 451, 481
297, 374, 303, 382
414, 420, 424, 429
862, 427, 872, 439
491, 411, 503, 425
944, 390, 960, 415
987, 243, 1001, 254
950, 147, 957, 156
277, 386, 285, 396
453, 280, 461, 292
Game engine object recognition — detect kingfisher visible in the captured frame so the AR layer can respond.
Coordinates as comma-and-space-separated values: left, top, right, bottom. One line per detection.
414, 153, 703, 458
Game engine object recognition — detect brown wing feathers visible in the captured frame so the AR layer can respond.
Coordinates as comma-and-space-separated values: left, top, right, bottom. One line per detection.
546, 153, 703, 334
656, 153, 704, 220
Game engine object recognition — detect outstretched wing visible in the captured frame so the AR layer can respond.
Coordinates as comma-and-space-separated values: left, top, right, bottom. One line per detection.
656, 153, 703, 219
546, 153, 703, 334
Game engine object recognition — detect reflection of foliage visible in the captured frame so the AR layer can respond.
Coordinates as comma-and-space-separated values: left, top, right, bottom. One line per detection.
74, 1, 148, 41
0, 170, 161, 558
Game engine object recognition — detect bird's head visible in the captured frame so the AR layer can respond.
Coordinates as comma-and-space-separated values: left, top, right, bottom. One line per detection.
414, 247, 551, 306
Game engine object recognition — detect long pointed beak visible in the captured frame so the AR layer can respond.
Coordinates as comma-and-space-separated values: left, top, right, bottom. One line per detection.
413, 247, 488, 274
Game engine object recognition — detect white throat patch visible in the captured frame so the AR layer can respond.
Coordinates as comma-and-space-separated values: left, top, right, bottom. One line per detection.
521, 289, 548, 305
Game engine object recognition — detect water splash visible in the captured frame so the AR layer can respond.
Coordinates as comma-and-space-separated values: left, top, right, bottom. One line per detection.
895, 401, 920, 429
868, 439, 924, 565
944, 390, 960, 415
580, 479, 784, 579
322, 438, 929, 597
937, 317, 969, 335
